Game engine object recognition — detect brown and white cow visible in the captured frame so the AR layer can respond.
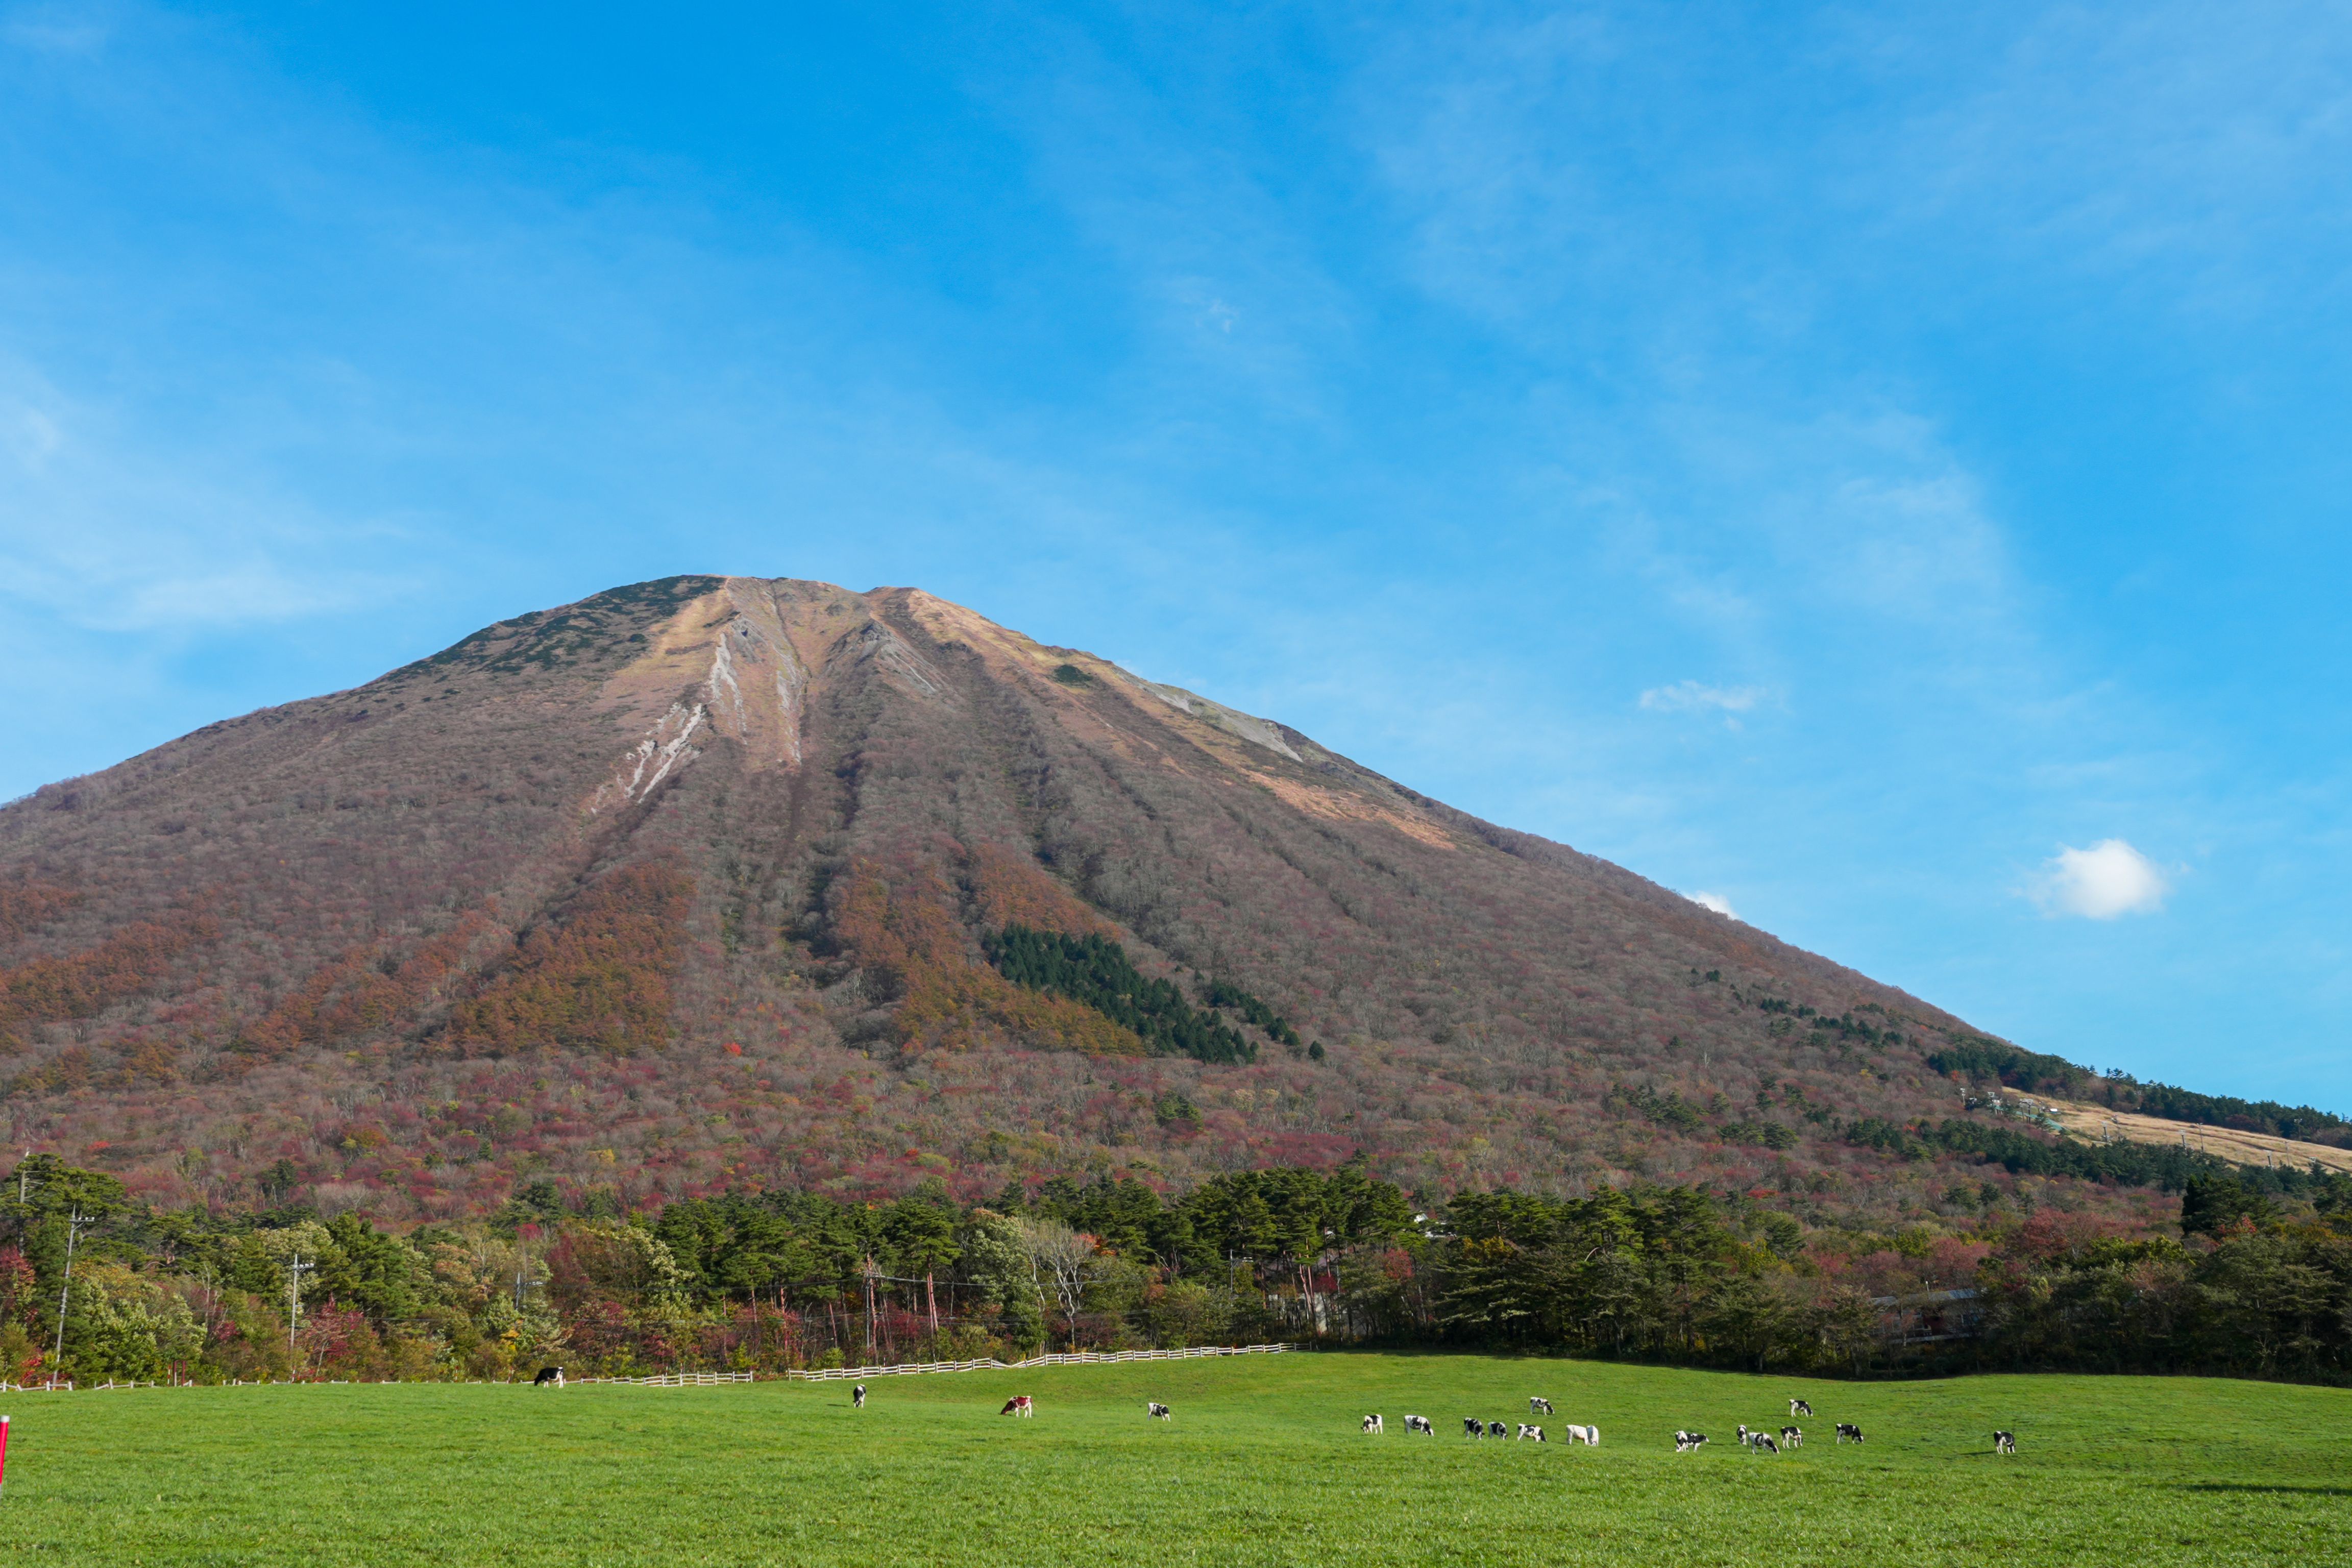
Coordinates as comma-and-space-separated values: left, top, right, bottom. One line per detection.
1000, 1395, 1034, 1417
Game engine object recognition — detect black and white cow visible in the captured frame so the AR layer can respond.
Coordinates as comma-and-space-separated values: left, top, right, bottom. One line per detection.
1753, 1435, 1779, 1455
1993, 1430, 2016, 1455
1516, 1424, 1545, 1442
1790, 1398, 1813, 1417
1487, 1420, 1509, 1439
531, 1365, 564, 1387
852, 1383, 867, 1409
1736, 1424, 1755, 1448
1464, 1416, 1485, 1438
1780, 1426, 1803, 1449
1404, 1414, 1434, 1434
1674, 1431, 1708, 1453
1147, 1402, 1172, 1420
1529, 1396, 1554, 1415
1362, 1414, 1384, 1434
1834, 1423, 1864, 1443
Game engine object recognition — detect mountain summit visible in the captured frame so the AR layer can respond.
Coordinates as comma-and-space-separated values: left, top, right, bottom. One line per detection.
5, 575, 2008, 1220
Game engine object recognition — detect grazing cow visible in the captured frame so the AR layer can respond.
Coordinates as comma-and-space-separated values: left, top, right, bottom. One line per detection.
1780, 1426, 1803, 1449
1516, 1424, 1545, 1442
1362, 1414, 1384, 1434
852, 1384, 867, 1409
1529, 1396, 1554, 1415
1993, 1430, 2016, 1455
1147, 1402, 1172, 1420
1464, 1417, 1484, 1438
1790, 1398, 1813, 1418
531, 1365, 564, 1387
1559, 1424, 1598, 1446
1404, 1415, 1434, 1434
1674, 1431, 1708, 1453
1834, 1423, 1864, 1444
1487, 1421, 1509, 1439
1753, 1435, 1779, 1456
1000, 1395, 1035, 1417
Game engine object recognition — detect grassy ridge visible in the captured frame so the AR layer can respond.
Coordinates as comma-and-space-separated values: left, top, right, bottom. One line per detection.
3, 1355, 2347, 1566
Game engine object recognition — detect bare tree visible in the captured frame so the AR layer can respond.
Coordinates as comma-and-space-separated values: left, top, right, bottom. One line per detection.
1015, 1219, 1099, 1352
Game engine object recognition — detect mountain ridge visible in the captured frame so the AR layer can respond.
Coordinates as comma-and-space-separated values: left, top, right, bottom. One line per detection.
0, 574, 2159, 1229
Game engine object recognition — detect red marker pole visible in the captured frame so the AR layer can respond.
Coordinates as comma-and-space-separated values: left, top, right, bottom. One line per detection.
1, 1413, 11, 1498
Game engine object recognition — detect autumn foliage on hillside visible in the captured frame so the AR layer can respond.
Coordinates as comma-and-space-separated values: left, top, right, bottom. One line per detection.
1, 909, 218, 1039
236, 911, 503, 1061
441, 861, 693, 1056
0, 881, 80, 942
985, 925, 1258, 1064
0, 575, 2325, 1245
962, 842, 1116, 937
829, 857, 1142, 1056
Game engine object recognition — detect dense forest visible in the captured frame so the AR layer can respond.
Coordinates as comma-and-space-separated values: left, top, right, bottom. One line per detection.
8, 1150, 2348, 1390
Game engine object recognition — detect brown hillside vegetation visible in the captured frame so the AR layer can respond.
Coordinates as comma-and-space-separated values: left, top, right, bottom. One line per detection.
2042, 1098, 2352, 1178
0, 574, 2189, 1231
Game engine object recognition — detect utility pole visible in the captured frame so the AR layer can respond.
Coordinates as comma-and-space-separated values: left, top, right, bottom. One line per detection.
50, 1208, 89, 1389
863, 1257, 879, 1363
286, 1253, 315, 1374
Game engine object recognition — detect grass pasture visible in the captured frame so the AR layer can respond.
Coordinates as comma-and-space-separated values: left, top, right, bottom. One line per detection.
2, 1354, 2345, 1565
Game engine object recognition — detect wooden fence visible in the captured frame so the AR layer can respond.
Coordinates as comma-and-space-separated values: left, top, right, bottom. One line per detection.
7, 1346, 1293, 1394
786, 1357, 1004, 1382
786, 1343, 1293, 1382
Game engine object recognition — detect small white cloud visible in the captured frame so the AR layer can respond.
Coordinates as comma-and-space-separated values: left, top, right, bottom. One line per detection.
2029, 839, 2169, 919
1683, 890, 1737, 919
1640, 679, 1765, 715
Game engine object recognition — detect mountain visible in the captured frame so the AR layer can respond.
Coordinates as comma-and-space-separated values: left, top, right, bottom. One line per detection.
0, 574, 2117, 1226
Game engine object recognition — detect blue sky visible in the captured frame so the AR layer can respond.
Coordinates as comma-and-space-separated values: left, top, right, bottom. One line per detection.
4, 2, 2348, 1106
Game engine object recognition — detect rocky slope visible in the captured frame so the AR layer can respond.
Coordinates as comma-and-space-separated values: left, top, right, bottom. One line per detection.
2, 575, 2133, 1228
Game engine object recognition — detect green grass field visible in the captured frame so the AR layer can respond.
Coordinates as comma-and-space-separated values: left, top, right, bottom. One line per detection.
3, 1354, 2345, 1566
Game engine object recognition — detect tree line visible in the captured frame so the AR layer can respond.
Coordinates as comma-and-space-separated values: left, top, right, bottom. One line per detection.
6, 1153, 2349, 1388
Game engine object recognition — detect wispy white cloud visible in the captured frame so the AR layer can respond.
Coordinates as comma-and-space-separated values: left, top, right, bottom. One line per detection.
0, 358, 409, 631
1639, 680, 1766, 714
1683, 889, 1738, 919
2028, 839, 2171, 919
3, 11, 112, 56
1866, 1, 2352, 313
